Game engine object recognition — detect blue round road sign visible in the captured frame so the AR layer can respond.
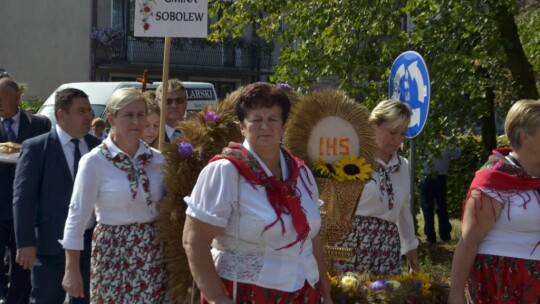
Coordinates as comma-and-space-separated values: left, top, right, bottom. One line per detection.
389, 51, 430, 138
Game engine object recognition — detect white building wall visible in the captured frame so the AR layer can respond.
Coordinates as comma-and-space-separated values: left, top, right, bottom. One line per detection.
0, 1, 93, 99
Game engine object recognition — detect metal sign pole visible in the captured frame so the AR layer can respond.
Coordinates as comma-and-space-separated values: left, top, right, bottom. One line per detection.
409, 138, 416, 214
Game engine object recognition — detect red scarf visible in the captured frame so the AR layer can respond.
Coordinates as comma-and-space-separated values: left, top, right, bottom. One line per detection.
466, 148, 540, 255
209, 142, 312, 250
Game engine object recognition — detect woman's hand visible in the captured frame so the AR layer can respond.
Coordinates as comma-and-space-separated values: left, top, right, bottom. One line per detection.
62, 269, 84, 298
405, 249, 420, 272
322, 294, 334, 304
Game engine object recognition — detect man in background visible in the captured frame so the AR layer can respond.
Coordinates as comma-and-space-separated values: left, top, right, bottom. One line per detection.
13, 88, 100, 304
155, 78, 187, 143
0, 77, 50, 304
421, 143, 461, 244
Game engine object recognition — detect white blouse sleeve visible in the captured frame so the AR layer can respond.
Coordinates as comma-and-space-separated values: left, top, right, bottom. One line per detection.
395, 158, 419, 254
184, 159, 239, 228
62, 153, 100, 250
396, 191, 419, 254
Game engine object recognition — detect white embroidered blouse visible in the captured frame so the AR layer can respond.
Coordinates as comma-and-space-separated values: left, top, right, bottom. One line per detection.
185, 142, 323, 292
62, 136, 165, 250
354, 154, 419, 254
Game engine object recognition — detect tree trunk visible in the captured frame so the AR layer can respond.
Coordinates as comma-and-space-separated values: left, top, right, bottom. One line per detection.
481, 86, 497, 158
495, 3, 539, 99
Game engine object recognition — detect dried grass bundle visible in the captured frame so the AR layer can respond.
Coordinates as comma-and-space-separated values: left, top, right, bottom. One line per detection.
157, 90, 243, 302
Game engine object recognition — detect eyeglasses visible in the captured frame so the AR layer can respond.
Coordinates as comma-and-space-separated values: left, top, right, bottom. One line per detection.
166, 98, 187, 105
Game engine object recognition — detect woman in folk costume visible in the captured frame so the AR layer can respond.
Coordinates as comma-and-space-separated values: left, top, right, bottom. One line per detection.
182, 82, 332, 303
335, 99, 420, 275
449, 99, 540, 304
62, 88, 168, 303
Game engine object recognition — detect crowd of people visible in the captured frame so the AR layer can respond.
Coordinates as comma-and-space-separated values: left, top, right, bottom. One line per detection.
0, 69, 538, 303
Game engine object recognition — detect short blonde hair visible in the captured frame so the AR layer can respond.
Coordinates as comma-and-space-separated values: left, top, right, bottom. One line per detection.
504, 99, 540, 150
105, 88, 147, 117
369, 99, 411, 128
155, 78, 185, 101
91, 117, 106, 128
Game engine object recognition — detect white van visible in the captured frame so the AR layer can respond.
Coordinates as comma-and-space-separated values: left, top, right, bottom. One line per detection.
38, 81, 218, 125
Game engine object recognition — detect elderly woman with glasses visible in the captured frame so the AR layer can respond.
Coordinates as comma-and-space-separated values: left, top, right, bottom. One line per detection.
62, 88, 168, 303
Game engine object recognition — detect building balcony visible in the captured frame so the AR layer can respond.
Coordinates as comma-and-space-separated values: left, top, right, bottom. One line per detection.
94, 37, 275, 71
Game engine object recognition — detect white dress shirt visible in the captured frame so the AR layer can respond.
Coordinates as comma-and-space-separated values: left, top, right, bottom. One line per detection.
165, 124, 175, 141
185, 141, 323, 292
355, 153, 419, 254
55, 124, 89, 178
62, 136, 165, 250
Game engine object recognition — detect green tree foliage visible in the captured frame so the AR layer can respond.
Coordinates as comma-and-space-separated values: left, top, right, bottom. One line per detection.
209, 0, 540, 218
209, 0, 539, 154
21, 96, 44, 113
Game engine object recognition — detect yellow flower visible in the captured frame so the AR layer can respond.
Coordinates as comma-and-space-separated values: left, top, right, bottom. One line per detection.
386, 280, 401, 290
393, 272, 432, 296
327, 272, 339, 287
313, 157, 339, 179
340, 274, 359, 291
332, 155, 372, 181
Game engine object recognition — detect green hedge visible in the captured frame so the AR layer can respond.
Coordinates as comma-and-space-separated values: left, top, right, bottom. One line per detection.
21, 96, 45, 113
445, 133, 485, 219
445, 133, 509, 219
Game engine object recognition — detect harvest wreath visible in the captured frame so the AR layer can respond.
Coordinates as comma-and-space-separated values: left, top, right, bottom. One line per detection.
157, 91, 243, 301
282, 89, 377, 267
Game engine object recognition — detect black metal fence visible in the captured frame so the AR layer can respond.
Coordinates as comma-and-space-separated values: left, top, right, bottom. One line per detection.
94, 37, 275, 71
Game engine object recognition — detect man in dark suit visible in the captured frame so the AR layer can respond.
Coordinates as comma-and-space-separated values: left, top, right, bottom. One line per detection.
0, 77, 51, 304
155, 79, 187, 143
13, 88, 99, 304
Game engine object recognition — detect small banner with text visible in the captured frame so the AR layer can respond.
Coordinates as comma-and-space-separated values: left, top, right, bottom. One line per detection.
134, 0, 208, 38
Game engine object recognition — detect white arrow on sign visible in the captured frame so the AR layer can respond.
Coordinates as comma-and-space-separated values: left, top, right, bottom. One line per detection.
408, 61, 426, 103
392, 64, 406, 100
409, 108, 421, 127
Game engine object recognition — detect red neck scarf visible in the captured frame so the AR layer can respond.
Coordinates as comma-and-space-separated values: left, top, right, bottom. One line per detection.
467, 148, 540, 255
209, 142, 312, 250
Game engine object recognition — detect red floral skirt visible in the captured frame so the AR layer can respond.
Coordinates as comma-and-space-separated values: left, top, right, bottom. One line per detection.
467, 254, 540, 303
91, 222, 169, 303
201, 279, 321, 304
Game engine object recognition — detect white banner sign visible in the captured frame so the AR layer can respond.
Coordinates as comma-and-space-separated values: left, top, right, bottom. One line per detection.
134, 0, 208, 38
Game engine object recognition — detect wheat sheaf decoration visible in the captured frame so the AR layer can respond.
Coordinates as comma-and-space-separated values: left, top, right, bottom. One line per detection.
157, 90, 243, 302
282, 89, 377, 271
283, 89, 376, 169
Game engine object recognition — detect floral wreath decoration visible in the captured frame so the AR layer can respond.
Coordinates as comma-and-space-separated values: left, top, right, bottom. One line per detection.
157, 89, 243, 302
330, 271, 449, 303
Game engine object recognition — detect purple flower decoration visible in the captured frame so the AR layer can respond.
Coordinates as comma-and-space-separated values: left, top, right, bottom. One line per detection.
413, 281, 423, 289
177, 141, 193, 157
369, 280, 387, 290
205, 111, 220, 124
276, 83, 291, 90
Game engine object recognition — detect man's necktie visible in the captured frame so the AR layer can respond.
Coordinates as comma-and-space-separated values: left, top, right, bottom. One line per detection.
71, 138, 81, 177
4, 118, 16, 142
171, 129, 182, 142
